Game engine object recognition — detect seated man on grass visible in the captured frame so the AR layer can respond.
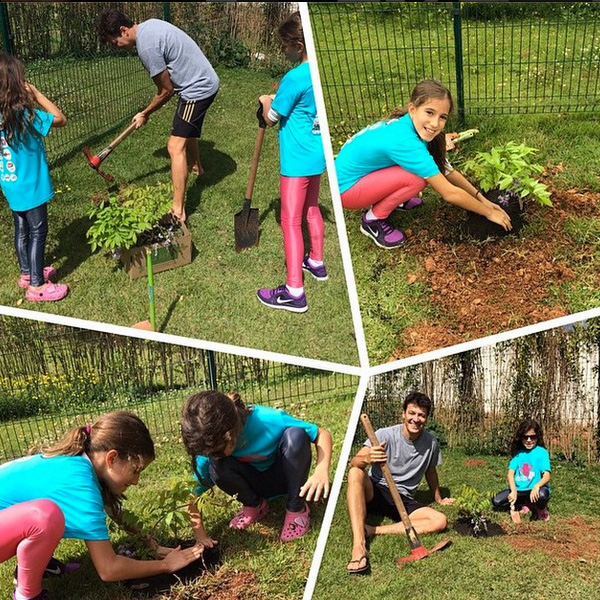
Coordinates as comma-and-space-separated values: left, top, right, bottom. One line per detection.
346, 391, 454, 574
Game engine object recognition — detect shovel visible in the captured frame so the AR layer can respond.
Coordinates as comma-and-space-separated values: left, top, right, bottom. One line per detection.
360, 414, 452, 567
234, 102, 267, 252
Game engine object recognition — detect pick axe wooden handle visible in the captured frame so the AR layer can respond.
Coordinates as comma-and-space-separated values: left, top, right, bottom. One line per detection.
360, 413, 423, 550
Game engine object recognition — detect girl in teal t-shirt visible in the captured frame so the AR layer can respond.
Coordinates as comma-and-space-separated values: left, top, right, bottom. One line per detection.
335, 78, 513, 249
256, 11, 327, 314
492, 418, 551, 522
0, 411, 202, 600
0, 53, 69, 302
181, 390, 333, 544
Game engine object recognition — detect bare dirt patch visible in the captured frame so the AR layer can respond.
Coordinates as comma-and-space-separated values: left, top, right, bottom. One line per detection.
158, 569, 264, 600
464, 459, 488, 467
504, 516, 600, 562
393, 185, 600, 359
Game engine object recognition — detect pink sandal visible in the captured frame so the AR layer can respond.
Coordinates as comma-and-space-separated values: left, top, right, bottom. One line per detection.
18, 266, 57, 289
229, 499, 269, 530
25, 282, 69, 302
280, 503, 310, 542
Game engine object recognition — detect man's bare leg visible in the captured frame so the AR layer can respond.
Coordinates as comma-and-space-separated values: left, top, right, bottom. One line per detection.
168, 135, 188, 223
369, 506, 447, 536
186, 138, 204, 177
346, 467, 375, 571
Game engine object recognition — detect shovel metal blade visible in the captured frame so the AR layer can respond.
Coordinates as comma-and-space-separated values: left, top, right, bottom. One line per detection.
234, 199, 259, 252
394, 538, 452, 567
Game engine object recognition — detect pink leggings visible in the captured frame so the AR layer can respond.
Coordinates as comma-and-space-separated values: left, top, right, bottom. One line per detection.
0, 499, 65, 598
341, 166, 426, 219
280, 175, 324, 288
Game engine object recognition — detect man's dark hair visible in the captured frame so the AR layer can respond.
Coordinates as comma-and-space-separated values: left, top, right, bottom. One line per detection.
402, 391, 432, 417
95, 9, 134, 41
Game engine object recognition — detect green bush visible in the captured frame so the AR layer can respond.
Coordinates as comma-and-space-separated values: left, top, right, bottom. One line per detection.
86, 182, 173, 253
460, 141, 552, 207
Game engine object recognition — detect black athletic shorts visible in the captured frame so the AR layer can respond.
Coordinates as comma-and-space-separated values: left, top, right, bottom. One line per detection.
367, 480, 425, 520
171, 91, 218, 138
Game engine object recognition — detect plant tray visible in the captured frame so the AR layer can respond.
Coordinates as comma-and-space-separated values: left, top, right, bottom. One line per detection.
121, 223, 192, 280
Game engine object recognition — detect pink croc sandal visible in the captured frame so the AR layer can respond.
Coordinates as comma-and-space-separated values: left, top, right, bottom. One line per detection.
25, 282, 69, 303
18, 266, 58, 289
229, 499, 269, 530
280, 503, 310, 542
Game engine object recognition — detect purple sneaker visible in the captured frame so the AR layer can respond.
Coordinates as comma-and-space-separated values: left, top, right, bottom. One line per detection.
360, 214, 406, 249
302, 256, 328, 281
395, 195, 423, 211
257, 285, 308, 313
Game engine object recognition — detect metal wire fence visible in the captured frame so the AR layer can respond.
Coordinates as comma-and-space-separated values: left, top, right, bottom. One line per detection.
357, 321, 600, 464
0, 2, 295, 163
309, 2, 600, 141
0, 315, 358, 462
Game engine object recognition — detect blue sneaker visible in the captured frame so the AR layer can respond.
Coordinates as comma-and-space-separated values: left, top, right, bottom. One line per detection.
360, 213, 406, 249
257, 285, 308, 313
302, 256, 328, 281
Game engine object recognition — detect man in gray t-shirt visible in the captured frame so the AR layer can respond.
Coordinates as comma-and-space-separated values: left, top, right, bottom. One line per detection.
346, 392, 454, 574
96, 9, 220, 223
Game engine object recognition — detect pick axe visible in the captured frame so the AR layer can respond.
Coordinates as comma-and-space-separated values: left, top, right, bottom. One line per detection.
360, 414, 452, 566
83, 122, 137, 183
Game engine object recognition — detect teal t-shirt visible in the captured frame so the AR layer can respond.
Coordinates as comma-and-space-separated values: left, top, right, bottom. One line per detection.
271, 61, 325, 177
509, 446, 551, 491
193, 405, 319, 495
335, 112, 440, 194
0, 109, 54, 212
0, 454, 109, 540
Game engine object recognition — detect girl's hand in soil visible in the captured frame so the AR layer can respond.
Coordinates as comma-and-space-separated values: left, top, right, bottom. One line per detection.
486, 204, 512, 231
194, 536, 218, 552
162, 545, 203, 573
156, 545, 175, 559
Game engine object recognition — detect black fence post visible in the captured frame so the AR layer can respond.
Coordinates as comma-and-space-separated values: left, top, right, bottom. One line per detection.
163, 2, 171, 23
0, 2, 14, 55
452, 2, 465, 127
207, 350, 217, 390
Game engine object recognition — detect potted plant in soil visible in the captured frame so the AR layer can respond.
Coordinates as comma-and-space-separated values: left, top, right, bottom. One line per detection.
453, 485, 494, 538
459, 141, 553, 240
86, 182, 192, 280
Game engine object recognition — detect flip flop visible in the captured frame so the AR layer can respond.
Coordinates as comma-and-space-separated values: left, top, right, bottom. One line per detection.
347, 555, 370, 575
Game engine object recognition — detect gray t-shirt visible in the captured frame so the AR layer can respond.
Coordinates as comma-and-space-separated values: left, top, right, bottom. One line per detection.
136, 19, 220, 101
365, 425, 441, 500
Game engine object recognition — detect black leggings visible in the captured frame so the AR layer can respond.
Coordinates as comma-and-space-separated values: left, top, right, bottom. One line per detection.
492, 486, 550, 511
209, 426, 312, 512
12, 203, 48, 287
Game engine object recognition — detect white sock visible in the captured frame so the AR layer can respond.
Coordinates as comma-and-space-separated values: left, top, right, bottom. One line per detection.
15, 590, 32, 600
286, 285, 304, 297
364, 209, 377, 222
307, 257, 324, 267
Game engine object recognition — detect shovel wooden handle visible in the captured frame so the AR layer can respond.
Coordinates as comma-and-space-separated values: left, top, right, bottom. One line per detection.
360, 414, 423, 549
245, 126, 266, 201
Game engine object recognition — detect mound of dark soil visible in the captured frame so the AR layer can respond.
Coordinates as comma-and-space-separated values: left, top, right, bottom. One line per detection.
123, 543, 222, 597
462, 188, 527, 240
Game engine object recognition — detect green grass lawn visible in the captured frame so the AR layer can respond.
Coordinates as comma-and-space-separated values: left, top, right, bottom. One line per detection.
0, 393, 354, 600
0, 67, 359, 367
312, 448, 600, 600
